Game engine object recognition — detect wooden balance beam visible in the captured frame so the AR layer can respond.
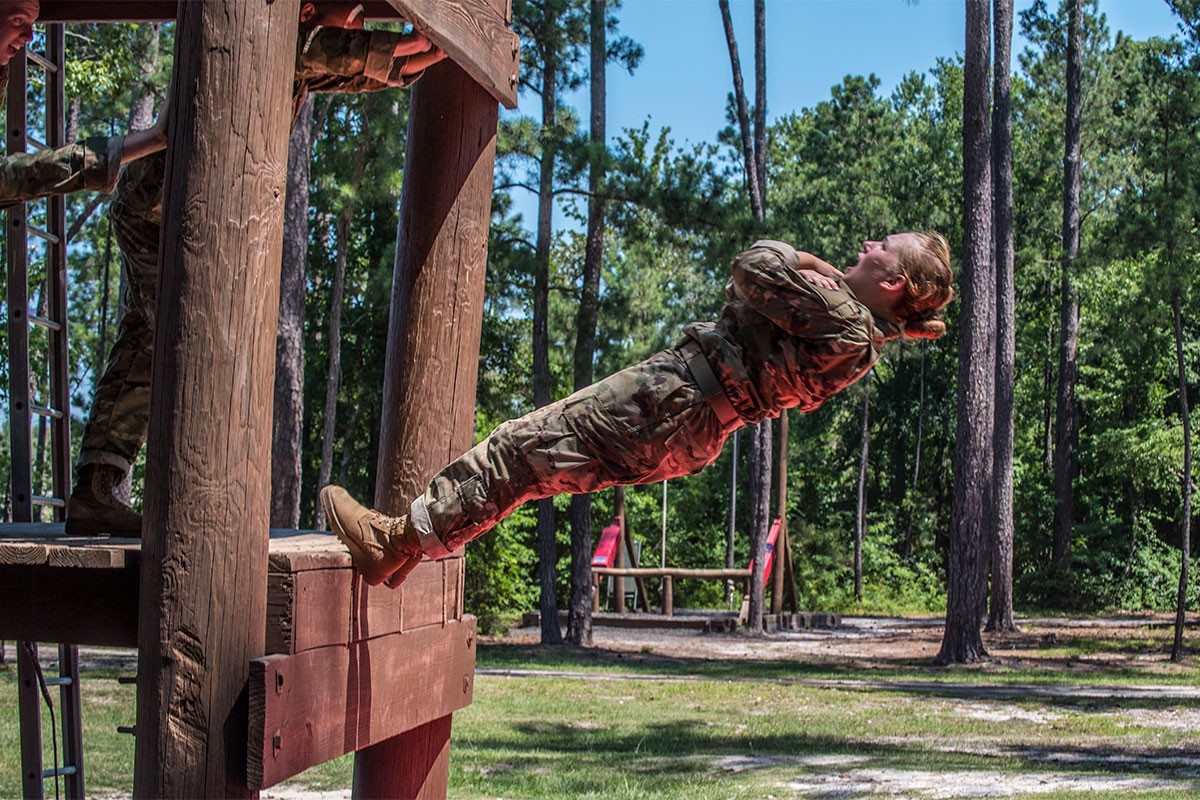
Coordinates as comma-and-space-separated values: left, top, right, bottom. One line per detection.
591, 566, 753, 617
0, 525, 474, 791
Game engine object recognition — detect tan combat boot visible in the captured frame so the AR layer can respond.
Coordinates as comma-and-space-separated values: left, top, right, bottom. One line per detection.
65, 463, 143, 537
320, 485, 422, 587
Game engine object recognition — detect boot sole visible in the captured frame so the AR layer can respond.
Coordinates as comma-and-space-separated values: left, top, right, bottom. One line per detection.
320, 487, 397, 587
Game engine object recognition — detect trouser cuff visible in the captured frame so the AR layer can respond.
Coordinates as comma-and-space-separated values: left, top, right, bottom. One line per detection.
76, 450, 132, 474
410, 495, 452, 559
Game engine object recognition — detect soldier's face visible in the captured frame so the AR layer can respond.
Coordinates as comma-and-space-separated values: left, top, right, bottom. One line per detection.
844, 233, 910, 314
301, 2, 364, 29
0, 0, 37, 66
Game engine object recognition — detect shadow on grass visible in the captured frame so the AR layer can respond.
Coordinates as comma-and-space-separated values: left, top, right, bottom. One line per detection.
453, 719, 1200, 797
476, 640, 1200, 691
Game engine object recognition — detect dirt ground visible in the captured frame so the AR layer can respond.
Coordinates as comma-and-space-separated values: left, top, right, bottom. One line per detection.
489, 613, 1196, 677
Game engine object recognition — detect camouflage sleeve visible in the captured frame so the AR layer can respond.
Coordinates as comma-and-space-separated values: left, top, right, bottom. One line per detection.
0, 135, 124, 206
296, 26, 424, 92
729, 240, 873, 342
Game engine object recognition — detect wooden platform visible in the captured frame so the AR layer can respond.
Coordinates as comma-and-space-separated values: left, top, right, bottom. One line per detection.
0, 523, 475, 789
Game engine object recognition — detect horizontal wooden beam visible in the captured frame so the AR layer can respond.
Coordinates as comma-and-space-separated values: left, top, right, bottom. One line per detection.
592, 567, 753, 580
0, 564, 138, 646
37, 1, 412, 22
265, 555, 464, 654
387, 0, 519, 109
38, 0, 521, 109
247, 617, 476, 789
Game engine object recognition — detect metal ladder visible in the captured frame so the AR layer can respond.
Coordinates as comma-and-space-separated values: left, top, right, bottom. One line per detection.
6, 24, 86, 800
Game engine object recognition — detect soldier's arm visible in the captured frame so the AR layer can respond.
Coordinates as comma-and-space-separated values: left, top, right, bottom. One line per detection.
0, 136, 125, 206
730, 241, 870, 341
299, 26, 444, 91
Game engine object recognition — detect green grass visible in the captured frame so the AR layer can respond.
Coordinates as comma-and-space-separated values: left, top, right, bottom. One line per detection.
2, 628, 1198, 799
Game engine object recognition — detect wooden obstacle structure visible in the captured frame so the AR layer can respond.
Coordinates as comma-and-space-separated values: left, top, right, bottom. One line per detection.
2, 1, 517, 797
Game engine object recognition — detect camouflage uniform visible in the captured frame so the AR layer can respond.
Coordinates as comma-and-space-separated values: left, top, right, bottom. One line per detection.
409, 240, 901, 559
0, 64, 126, 206
75, 23, 428, 473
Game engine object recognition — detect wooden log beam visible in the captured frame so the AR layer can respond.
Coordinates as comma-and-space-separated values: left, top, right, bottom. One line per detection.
0, 565, 138, 646
386, 0, 519, 109
592, 567, 753, 580
38, 1, 416, 22
265, 556, 464, 654
247, 618, 476, 790
362, 53, 499, 798
133, 2, 297, 797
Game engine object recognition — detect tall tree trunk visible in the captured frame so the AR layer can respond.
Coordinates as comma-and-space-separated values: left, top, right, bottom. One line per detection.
855, 374, 871, 604
312, 213, 349, 531
1170, 292, 1193, 662
65, 98, 79, 145
720, 0, 770, 631
747, 418, 771, 634
717, 0, 763, 219
988, 0, 1017, 633
752, 0, 766, 202
725, 429, 739, 605
938, 0, 994, 665
566, 0, 609, 648
1052, 0, 1083, 578
271, 95, 312, 529
903, 343, 926, 558
127, 23, 161, 132
535, 54, 563, 645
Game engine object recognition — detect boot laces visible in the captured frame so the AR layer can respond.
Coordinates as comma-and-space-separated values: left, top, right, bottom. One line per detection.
371, 511, 404, 539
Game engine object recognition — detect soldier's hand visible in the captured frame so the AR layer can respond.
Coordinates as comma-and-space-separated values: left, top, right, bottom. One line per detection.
393, 30, 433, 57
402, 47, 447, 76
799, 269, 841, 291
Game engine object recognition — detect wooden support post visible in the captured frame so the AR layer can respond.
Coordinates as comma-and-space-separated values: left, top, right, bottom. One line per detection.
661, 575, 673, 617
361, 59, 498, 800
613, 489, 626, 614
592, 574, 601, 613
771, 410, 788, 614
133, 2, 297, 797
621, 510, 651, 612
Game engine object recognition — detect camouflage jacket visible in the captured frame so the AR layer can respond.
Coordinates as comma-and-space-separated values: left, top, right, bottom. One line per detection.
683, 239, 899, 424
0, 135, 124, 206
293, 22, 427, 122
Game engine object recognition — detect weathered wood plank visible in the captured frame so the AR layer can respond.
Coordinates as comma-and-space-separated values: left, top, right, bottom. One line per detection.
133, 2, 298, 797
46, 543, 128, 568
0, 541, 48, 565
353, 714, 453, 799
39, 0, 418, 22
399, 556, 448, 632
267, 531, 353, 572
246, 617, 476, 789
387, 0, 519, 109
0, 565, 138, 646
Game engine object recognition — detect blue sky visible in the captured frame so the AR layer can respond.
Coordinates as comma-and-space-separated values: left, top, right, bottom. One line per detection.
503, 0, 1183, 226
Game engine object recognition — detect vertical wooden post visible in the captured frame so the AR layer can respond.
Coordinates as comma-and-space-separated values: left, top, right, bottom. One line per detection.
662, 576, 674, 617
358, 60, 498, 800
134, 2, 297, 797
613, 488, 626, 614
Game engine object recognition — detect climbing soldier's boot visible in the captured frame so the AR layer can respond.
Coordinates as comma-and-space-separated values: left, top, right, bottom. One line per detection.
65, 463, 143, 537
320, 485, 423, 587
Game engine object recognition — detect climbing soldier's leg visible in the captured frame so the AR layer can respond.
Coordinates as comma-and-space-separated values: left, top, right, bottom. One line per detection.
323, 347, 737, 586
66, 153, 164, 536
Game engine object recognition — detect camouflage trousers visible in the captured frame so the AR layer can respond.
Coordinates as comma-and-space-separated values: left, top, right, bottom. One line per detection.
76, 153, 164, 473
411, 345, 743, 558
